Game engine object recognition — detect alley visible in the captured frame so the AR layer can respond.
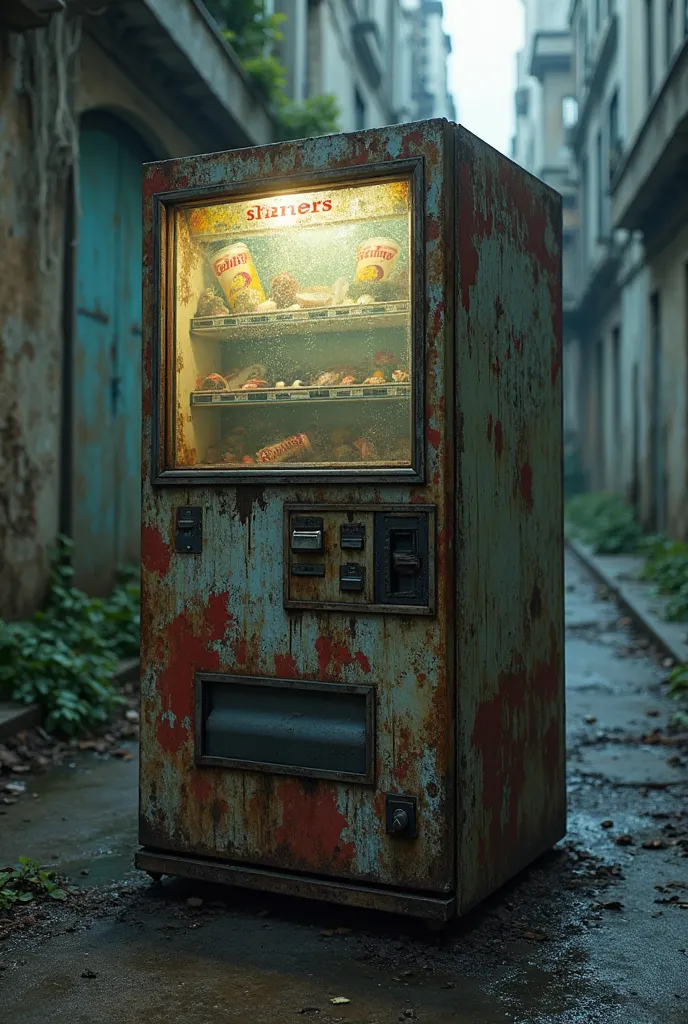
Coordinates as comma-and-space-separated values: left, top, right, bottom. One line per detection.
1, 551, 687, 1024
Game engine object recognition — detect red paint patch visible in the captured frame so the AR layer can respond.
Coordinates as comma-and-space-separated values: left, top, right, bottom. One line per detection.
491, 357, 501, 378
315, 636, 371, 678
154, 593, 228, 755
143, 166, 171, 197
471, 624, 561, 877
432, 301, 445, 340
426, 218, 440, 242
513, 333, 524, 356
192, 776, 212, 802
426, 425, 441, 451
354, 651, 371, 673
141, 525, 171, 577
494, 420, 504, 457
520, 464, 533, 507
274, 653, 298, 678
274, 781, 355, 867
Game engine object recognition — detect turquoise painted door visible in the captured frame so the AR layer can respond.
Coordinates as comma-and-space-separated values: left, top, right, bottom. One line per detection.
73, 119, 149, 593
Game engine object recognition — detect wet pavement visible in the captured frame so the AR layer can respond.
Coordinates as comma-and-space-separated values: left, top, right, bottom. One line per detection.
1, 551, 687, 1023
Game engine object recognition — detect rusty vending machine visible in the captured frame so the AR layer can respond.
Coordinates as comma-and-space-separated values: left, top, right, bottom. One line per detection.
136, 120, 565, 923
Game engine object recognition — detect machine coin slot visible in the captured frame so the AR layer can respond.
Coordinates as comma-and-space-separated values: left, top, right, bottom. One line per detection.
374, 514, 429, 607
340, 523, 365, 550
291, 516, 324, 553
175, 506, 202, 554
292, 563, 326, 578
340, 564, 365, 592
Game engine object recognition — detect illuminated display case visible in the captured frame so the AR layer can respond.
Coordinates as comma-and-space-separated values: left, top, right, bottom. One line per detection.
164, 175, 422, 478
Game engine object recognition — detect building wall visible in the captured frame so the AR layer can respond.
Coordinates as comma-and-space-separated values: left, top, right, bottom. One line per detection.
0, 32, 199, 619
647, 223, 688, 538
0, 33, 65, 619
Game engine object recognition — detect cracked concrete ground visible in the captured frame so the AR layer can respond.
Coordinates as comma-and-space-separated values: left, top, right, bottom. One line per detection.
1, 551, 687, 1023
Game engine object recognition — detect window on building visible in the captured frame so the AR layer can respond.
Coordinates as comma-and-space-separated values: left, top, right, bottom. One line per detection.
666, 0, 675, 62
608, 89, 620, 181
354, 88, 366, 131
562, 95, 579, 129
596, 130, 605, 237
646, 0, 655, 98
581, 153, 589, 266
612, 326, 621, 465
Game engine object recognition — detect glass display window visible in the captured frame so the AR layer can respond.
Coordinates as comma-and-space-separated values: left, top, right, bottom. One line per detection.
168, 176, 417, 474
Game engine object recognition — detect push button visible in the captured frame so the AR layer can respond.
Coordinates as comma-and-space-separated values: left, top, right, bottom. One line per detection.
340, 523, 365, 550
340, 564, 365, 592
290, 516, 324, 552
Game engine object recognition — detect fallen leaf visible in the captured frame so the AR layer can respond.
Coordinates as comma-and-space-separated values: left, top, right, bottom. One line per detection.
615, 834, 634, 846
319, 930, 334, 937
642, 839, 666, 850
600, 820, 613, 829
334, 927, 351, 935
523, 930, 547, 941
3, 782, 27, 796
330, 997, 350, 1005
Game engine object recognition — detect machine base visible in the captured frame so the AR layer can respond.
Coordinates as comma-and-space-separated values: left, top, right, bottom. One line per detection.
135, 848, 455, 922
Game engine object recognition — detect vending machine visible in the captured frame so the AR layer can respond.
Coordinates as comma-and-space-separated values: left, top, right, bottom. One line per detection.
135, 120, 565, 922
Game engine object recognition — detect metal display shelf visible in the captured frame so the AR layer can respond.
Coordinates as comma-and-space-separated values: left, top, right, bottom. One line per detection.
191, 382, 411, 407
190, 300, 410, 338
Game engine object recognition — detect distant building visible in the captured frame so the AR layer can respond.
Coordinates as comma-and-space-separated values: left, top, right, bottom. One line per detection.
0, 0, 276, 617
563, 0, 688, 540
272, 0, 455, 131
511, 0, 580, 459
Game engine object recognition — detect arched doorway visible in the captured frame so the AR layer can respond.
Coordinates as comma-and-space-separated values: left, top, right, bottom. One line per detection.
70, 112, 154, 593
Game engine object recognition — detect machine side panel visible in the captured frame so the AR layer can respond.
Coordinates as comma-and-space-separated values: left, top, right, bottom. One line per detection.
454, 127, 565, 913
139, 121, 456, 894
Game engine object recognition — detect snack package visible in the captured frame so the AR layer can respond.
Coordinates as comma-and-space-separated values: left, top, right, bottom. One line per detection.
355, 237, 400, 284
211, 242, 265, 311
257, 434, 313, 464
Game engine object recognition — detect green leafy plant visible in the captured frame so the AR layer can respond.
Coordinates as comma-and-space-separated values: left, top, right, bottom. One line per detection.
565, 492, 643, 554
667, 664, 688, 698
202, 0, 340, 140
640, 538, 688, 622
0, 857, 68, 911
0, 538, 138, 737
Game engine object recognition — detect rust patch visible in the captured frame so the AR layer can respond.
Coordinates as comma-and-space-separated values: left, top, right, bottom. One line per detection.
154, 593, 230, 755
233, 486, 268, 527
458, 160, 494, 313
274, 780, 355, 867
141, 524, 171, 577
274, 653, 298, 678
520, 464, 533, 507
471, 624, 561, 863
494, 420, 504, 457
314, 636, 371, 678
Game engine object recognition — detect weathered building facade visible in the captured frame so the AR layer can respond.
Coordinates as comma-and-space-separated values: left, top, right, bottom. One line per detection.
560, 0, 688, 538
0, 0, 274, 618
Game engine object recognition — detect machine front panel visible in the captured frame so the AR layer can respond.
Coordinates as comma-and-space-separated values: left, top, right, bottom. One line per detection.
140, 121, 454, 895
